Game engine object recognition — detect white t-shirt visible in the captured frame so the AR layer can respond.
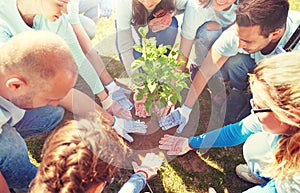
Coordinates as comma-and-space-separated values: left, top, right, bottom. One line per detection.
0, 97, 25, 134
181, 0, 237, 40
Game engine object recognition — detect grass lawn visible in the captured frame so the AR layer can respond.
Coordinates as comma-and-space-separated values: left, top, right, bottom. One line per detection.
26, 1, 300, 192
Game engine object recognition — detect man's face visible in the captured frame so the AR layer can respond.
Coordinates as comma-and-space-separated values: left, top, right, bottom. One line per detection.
41, 0, 69, 22
10, 70, 76, 109
236, 24, 272, 53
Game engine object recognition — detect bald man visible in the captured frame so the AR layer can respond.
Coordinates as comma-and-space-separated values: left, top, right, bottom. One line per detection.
0, 31, 78, 193
0, 30, 147, 193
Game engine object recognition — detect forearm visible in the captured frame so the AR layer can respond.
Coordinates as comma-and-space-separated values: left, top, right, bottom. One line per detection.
184, 48, 228, 108
59, 88, 114, 125
0, 172, 10, 193
71, 23, 114, 85
71, 23, 93, 55
117, 29, 135, 76
118, 172, 147, 193
178, 36, 194, 69
188, 115, 256, 149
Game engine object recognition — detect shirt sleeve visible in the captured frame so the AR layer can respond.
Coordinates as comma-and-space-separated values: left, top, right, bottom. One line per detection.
175, 0, 187, 13
115, 0, 136, 76
118, 172, 147, 193
181, 0, 205, 40
213, 25, 241, 57
188, 114, 262, 149
39, 15, 104, 94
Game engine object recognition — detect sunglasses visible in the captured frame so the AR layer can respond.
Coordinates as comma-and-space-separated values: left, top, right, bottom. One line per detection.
250, 99, 272, 114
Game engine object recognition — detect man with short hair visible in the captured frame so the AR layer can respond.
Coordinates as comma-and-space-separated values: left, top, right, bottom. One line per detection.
160, 0, 300, 132
0, 31, 78, 193
0, 31, 147, 192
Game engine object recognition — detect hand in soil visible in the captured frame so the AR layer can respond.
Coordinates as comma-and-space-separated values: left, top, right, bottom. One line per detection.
159, 134, 192, 155
112, 117, 147, 142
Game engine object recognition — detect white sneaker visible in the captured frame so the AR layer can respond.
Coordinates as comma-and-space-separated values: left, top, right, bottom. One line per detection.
235, 164, 266, 184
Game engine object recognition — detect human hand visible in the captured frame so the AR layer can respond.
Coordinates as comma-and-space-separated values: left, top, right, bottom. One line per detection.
132, 153, 163, 180
112, 117, 147, 142
98, 0, 114, 18
159, 105, 192, 133
110, 87, 133, 110
149, 10, 172, 32
67, 0, 80, 24
159, 134, 192, 155
153, 100, 175, 118
133, 92, 151, 118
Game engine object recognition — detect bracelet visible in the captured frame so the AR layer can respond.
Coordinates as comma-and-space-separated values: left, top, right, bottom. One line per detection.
136, 170, 149, 180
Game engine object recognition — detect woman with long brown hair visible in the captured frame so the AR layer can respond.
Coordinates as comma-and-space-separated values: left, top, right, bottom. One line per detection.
115, 0, 187, 76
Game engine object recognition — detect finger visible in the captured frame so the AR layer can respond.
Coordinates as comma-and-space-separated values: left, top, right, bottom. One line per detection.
122, 133, 134, 143
167, 150, 182, 156
158, 144, 173, 150
176, 124, 185, 133
121, 88, 132, 94
131, 161, 139, 172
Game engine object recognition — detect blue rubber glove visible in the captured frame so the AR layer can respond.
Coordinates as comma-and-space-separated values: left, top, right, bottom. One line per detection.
112, 117, 147, 142
67, 0, 80, 24
159, 104, 192, 133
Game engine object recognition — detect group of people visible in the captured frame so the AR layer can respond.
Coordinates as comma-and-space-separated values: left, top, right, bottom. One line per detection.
0, 0, 299, 193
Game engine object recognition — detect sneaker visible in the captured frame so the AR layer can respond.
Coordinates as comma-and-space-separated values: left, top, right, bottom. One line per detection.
235, 164, 266, 184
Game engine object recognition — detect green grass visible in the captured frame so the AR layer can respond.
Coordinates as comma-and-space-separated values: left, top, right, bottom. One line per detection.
27, 1, 300, 192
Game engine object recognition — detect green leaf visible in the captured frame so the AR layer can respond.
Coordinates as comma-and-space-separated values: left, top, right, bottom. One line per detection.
147, 81, 157, 93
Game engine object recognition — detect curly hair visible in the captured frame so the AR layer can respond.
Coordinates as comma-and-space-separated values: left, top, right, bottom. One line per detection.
132, 0, 175, 26
29, 112, 130, 193
251, 50, 300, 180
235, 0, 289, 37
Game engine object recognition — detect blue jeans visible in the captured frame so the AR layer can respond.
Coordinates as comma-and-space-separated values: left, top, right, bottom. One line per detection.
220, 53, 256, 91
0, 105, 64, 190
132, 16, 179, 59
194, 21, 223, 66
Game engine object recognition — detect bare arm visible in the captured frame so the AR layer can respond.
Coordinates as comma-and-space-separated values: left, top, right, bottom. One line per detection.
178, 36, 194, 70
59, 88, 114, 125
0, 172, 10, 193
184, 48, 229, 108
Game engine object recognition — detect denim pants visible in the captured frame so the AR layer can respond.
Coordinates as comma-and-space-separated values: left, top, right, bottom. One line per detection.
132, 16, 179, 59
220, 53, 256, 91
194, 21, 223, 65
0, 105, 64, 190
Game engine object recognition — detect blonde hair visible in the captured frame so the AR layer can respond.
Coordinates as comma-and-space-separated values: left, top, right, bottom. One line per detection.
29, 112, 130, 193
250, 50, 300, 180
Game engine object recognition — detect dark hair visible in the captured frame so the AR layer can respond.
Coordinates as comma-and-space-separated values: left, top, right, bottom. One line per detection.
132, 0, 175, 26
236, 0, 289, 37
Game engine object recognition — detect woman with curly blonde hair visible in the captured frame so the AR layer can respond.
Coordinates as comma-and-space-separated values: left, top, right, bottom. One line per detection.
159, 50, 300, 192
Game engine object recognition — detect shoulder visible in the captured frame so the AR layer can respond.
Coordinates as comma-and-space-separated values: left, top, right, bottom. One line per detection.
213, 26, 240, 56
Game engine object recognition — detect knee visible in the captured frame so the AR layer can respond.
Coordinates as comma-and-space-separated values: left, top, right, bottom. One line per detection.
206, 21, 222, 31
196, 21, 222, 44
